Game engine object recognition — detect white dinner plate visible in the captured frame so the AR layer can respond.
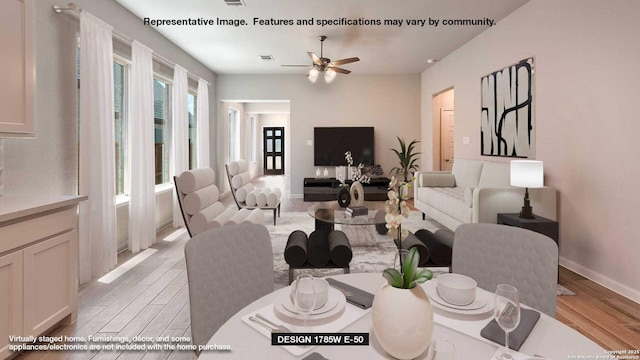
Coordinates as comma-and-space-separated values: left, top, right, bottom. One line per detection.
275, 287, 346, 321
424, 281, 494, 315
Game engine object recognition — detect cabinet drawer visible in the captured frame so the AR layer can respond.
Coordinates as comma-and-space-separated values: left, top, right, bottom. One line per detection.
23, 231, 77, 336
0, 207, 77, 255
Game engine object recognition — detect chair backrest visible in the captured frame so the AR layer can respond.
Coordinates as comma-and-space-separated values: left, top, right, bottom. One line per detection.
174, 168, 218, 237
452, 223, 558, 317
184, 223, 274, 355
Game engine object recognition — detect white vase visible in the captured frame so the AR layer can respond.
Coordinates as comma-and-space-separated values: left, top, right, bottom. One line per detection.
371, 283, 433, 360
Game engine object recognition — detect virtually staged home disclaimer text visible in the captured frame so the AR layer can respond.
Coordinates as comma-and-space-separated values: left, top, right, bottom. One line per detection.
8, 335, 231, 353
142, 17, 496, 28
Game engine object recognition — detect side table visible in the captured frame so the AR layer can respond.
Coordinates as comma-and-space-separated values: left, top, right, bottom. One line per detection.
497, 213, 559, 246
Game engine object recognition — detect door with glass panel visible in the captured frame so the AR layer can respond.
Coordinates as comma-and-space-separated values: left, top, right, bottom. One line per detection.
263, 127, 284, 175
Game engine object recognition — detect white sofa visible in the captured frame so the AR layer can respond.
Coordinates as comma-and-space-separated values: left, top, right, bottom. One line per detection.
414, 159, 556, 230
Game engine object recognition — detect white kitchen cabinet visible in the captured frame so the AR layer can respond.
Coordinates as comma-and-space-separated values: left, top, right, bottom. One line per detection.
0, 252, 22, 359
0, 195, 86, 359
0, 0, 36, 138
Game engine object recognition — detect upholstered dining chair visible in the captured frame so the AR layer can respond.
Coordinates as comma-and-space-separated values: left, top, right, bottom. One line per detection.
451, 223, 559, 317
184, 223, 274, 356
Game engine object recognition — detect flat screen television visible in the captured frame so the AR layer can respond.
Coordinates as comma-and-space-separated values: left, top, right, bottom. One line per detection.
314, 127, 374, 166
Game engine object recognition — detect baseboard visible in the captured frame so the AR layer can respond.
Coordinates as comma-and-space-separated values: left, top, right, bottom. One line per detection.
560, 256, 640, 304
289, 193, 303, 199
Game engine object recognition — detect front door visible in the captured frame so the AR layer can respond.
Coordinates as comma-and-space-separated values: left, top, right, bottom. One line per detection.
263, 127, 285, 175
440, 109, 455, 171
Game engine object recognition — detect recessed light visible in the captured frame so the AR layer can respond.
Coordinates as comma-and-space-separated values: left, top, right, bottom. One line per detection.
427, 58, 439, 64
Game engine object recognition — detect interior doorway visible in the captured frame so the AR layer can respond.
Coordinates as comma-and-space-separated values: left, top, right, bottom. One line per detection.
440, 110, 455, 171
263, 126, 285, 175
431, 88, 455, 171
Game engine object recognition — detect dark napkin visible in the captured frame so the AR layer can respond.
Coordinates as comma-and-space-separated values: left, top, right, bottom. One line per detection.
302, 352, 329, 360
480, 308, 541, 351
326, 278, 375, 309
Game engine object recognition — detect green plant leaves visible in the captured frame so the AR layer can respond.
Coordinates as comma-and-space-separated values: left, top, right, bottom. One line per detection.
402, 247, 419, 288
382, 268, 404, 288
390, 137, 421, 182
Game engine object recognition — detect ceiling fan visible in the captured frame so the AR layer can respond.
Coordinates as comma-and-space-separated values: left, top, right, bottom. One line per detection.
282, 35, 360, 83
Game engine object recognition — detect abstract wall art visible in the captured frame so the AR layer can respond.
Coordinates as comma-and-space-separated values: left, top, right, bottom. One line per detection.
481, 57, 534, 158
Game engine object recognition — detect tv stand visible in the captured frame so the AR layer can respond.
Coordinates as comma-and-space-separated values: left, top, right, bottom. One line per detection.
303, 177, 391, 202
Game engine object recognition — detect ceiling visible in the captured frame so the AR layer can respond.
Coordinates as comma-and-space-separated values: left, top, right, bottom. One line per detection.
115, 0, 529, 75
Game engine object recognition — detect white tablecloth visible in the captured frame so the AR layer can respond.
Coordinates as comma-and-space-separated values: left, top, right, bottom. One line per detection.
203, 273, 605, 359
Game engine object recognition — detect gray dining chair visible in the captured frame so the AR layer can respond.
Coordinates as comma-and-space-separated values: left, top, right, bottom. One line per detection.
184, 223, 274, 356
451, 223, 558, 317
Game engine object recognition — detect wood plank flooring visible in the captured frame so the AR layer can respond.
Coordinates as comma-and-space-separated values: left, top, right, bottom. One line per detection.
13, 175, 639, 359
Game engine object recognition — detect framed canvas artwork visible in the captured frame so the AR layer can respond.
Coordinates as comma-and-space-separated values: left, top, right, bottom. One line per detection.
481, 57, 534, 158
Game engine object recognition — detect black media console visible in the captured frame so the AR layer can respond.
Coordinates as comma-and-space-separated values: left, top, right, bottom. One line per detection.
303, 177, 391, 202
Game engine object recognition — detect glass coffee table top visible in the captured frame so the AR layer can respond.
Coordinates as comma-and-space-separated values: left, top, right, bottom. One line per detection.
307, 204, 384, 226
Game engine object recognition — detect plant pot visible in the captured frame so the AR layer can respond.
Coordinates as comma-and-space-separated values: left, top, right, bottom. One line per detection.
337, 187, 351, 208
371, 283, 433, 360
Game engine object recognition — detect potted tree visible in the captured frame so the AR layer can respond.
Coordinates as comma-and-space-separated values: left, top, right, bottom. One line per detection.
390, 137, 420, 183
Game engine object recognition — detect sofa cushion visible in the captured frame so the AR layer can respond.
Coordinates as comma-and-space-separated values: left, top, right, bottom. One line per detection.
452, 159, 484, 188
417, 187, 472, 223
478, 161, 513, 188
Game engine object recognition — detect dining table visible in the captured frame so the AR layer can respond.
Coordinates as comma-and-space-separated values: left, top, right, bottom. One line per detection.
202, 273, 605, 359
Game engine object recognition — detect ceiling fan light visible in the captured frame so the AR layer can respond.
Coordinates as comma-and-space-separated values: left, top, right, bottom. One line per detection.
308, 68, 319, 83
325, 69, 337, 83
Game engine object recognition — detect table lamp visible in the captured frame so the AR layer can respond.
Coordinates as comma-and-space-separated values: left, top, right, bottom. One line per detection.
510, 160, 544, 219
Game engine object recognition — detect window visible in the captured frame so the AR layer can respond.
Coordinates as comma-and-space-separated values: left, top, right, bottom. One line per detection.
249, 115, 257, 162
154, 77, 171, 185
113, 61, 127, 195
228, 108, 239, 163
188, 92, 197, 169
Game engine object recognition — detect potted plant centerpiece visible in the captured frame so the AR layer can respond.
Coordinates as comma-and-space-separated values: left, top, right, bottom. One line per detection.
371, 176, 434, 360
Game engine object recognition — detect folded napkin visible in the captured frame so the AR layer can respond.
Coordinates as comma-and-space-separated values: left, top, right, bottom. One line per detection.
326, 278, 374, 309
302, 352, 329, 360
481, 308, 540, 351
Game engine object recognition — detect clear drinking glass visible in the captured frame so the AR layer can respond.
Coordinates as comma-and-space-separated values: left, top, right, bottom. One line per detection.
430, 340, 457, 360
494, 284, 521, 359
393, 249, 410, 271
293, 274, 316, 328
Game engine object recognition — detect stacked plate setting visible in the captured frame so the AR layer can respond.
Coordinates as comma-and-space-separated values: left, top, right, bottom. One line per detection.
425, 274, 494, 315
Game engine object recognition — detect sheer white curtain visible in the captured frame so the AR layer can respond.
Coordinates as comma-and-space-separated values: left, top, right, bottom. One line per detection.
128, 41, 156, 253
172, 65, 189, 227
196, 79, 210, 169
78, 11, 117, 284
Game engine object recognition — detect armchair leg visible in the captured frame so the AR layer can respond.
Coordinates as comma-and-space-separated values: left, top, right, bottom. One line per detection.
278, 204, 281, 217
289, 268, 294, 284
422, 212, 425, 220
273, 208, 277, 226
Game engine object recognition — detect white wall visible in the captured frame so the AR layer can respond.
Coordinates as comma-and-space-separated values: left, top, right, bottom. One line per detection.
421, 0, 640, 302
217, 74, 421, 196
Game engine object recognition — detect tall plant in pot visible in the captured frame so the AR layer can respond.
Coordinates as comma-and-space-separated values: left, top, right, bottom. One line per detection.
371, 177, 434, 360
390, 137, 420, 183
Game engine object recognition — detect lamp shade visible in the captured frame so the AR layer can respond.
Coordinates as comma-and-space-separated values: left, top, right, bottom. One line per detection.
324, 69, 337, 83
510, 160, 544, 188
308, 68, 319, 83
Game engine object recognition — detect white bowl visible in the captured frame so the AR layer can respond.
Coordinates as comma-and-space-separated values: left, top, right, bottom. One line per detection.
436, 273, 477, 306
290, 278, 330, 309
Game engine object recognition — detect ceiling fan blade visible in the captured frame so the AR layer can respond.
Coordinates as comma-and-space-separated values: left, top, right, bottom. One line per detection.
329, 67, 351, 74
330, 57, 360, 66
281, 65, 312, 67
308, 52, 323, 65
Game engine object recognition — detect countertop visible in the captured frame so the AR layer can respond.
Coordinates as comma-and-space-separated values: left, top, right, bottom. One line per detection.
0, 195, 88, 224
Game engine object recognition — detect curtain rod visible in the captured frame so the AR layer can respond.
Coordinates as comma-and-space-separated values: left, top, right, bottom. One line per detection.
52, 3, 207, 84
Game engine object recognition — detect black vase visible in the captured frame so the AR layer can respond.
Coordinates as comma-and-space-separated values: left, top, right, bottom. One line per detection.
337, 187, 351, 208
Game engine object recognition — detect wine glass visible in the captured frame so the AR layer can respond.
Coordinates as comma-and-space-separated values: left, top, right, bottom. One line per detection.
494, 284, 521, 359
393, 249, 409, 271
430, 340, 457, 360
293, 274, 316, 328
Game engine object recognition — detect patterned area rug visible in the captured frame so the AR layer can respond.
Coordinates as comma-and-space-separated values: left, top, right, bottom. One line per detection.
264, 211, 574, 296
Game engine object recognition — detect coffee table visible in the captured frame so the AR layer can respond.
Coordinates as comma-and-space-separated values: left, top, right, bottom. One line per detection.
308, 204, 386, 247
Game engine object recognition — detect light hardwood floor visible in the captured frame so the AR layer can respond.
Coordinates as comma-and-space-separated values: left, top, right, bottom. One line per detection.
14, 175, 640, 359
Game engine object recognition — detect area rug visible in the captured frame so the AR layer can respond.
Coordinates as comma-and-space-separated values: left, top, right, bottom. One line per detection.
263, 211, 573, 296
